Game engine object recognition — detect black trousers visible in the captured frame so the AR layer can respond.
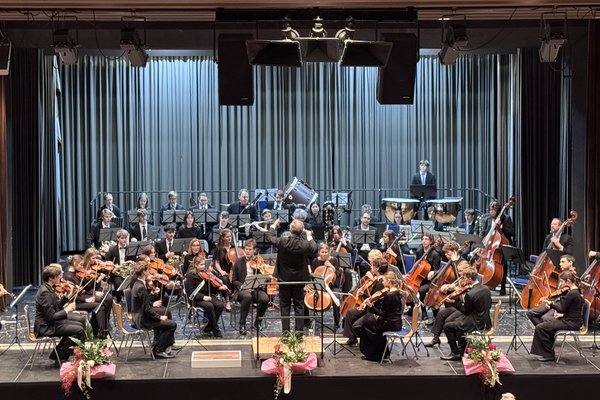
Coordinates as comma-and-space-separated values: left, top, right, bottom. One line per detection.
443, 321, 469, 355
193, 297, 224, 333
527, 304, 555, 326
530, 319, 578, 358
151, 319, 177, 354
237, 289, 269, 327
431, 306, 461, 338
51, 319, 86, 361
279, 284, 305, 332
343, 307, 366, 340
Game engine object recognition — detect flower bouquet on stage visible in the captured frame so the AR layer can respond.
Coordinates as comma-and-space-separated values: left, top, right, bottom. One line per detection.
463, 332, 514, 387
261, 331, 318, 399
60, 322, 116, 399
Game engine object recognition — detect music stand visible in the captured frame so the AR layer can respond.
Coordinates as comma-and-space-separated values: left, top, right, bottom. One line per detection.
146, 227, 160, 241
410, 220, 435, 238
351, 230, 376, 245
98, 228, 121, 242
409, 184, 437, 199
162, 210, 187, 225
252, 231, 273, 253
331, 252, 352, 270
312, 225, 325, 241
1, 284, 33, 357
171, 238, 193, 254
193, 209, 219, 225
125, 240, 152, 258
272, 210, 290, 224
453, 233, 484, 249
501, 245, 530, 354
127, 210, 141, 225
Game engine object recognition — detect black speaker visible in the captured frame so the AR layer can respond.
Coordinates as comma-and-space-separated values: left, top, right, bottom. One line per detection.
218, 33, 254, 106
377, 33, 418, 105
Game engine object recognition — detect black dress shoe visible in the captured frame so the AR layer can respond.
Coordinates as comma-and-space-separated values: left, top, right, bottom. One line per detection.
345, 337, 358, 346
154, 351, 175, 359
169, 345, 183, 352
440, 353, 462, 361
213, 330, 223, 338
360, 355, 368, 360
537, 356, 555, 362
424, 338, 441, 348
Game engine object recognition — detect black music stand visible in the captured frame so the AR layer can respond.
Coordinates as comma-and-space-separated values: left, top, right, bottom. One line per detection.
171, 238, 193, 254
410, 220, 435, 238
331, 252, 352, 270
1, 284, 32, 357
453, 233, 484, 250
501, 245, 530, 354
241, 274, 271, 334
253, 231, 273, 253
178, 281, 209, 351
98, 228, 121, 242
162, 210, 187, 225
127, 210, 141, 225
306, 274, 328, 349
272, 210, 290, 224
125, 240, 152, 258
351, 230, 376, 246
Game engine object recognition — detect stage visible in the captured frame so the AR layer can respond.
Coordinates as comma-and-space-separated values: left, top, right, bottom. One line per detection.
1, 334, 599, 400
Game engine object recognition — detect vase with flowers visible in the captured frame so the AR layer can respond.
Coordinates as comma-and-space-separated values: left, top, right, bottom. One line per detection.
60, 322, 116, 399
463, 332, 514, 387
261, 331, 318, 399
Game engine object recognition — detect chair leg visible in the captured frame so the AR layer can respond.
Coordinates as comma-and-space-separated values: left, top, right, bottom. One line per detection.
28, 343, 41, 370
380, 338, 395, 364
555, 334, 566, 363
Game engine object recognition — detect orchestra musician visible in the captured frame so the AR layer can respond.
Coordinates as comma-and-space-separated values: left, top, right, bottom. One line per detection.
310, 243, 342, 328
329, 226, 354, 293
527, 254, 577, 326
184, 255, 226, 338
63, 255, 113, 339
34, 264, 85, 366
542, 218, 574, 254
130, 261, 178, 359
88, 208, 117, 248
130, 208, 153, 242
460, 208, 478, 235
105, 229, 134, 266
478, 201, 514, 296
268, 219, 318, 332
530, 271, 583, 361
425, 260, 471, 347
266, 189, 287, 211
353, 204, 380, 226
354, 271, 404, 362
404, 233, 441, 320
190, 192, 214, 211
354, 212, 377, 277
378, 229, 410, 275
227, 188, 258, 221
177, 210, 203, 240
232, 239, 269, 335
96, 192, 122, 221
411, 159, 436, 188
155, 224, 177, 262
211, 231, 235, 311
306, 203, 323, 227
440, 267, 492, 361
245, 209, 276, 253
159, 191, 185, 225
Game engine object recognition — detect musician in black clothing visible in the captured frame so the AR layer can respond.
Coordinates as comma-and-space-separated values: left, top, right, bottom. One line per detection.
478, 201, 515, 296
232, 239, 269, 335
176, 211, 203, 239
531, 271, 584, 361
542, 218, 574, 255
227, 188, 259, 221
405, 234, 441, 320
378, 229, 410, 274
441, 268, 492, 361
184, 255, 226, 338
155, 224, 177, 262
34, 264, 85, 364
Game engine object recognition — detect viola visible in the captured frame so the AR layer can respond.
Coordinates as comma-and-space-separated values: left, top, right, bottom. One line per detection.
520, 210, 577, 309
199, 270, 232, 296
339, 274, 379, 317
536, 285, 570, 306
475, 196, 515, 289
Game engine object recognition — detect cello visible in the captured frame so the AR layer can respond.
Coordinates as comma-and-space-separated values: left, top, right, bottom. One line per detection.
581, 255, 600, 320
519, 211, 578, 309
304, 259, 336, 311
423, 259, 460, 309
403, 237, 443, 299
474, 196, 515, 289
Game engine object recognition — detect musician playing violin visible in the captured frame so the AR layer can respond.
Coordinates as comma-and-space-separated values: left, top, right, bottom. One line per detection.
527, 254, 577, 326
440, 267, 491, 361
478, 201, 514, 296
543, 218, 574, 254
378, 229, 410, 274
211, 231, 235, 311
531, 270, 583, 361
232, 239, 269, 335
34, 264, 85, 365
184, 255, 225, 338
63, 254, 113, 339
354, 271, 403, 362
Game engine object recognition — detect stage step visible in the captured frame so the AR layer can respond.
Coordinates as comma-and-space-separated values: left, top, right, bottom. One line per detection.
191, 350, 242, 368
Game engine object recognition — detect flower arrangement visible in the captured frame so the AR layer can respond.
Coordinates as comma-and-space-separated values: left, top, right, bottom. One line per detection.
98, 241, 116, 257
261, 331, 317, 399
60, 322, 116, 399
464, 332, 514, 387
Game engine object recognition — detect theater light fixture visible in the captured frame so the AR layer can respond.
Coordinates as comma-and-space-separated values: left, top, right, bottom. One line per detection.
539, 14, 567, 63
120, 27, 148, 67
299, 17, 340, 63
53, 28, 79, 65
336, 21, 393, 67
438, 16, 468, 65
246, 21, 302, 67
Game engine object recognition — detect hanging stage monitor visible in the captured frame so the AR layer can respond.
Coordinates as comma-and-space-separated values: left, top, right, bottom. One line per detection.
377, 33, 418, 105
246, 39, 302, 67
218, 33, 254, 106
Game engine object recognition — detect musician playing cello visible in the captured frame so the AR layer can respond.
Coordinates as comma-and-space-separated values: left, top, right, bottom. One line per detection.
310, 243, 341, 328
404, 234, 441, 321
232, 239, 269, 335
440, 266, 491, 361
478, 201, 514, 296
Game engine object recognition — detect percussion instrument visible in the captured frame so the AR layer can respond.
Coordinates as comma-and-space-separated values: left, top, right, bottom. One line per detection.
380, 198, 419, 222
427, 198, 462, 224
283, 177, 318, 207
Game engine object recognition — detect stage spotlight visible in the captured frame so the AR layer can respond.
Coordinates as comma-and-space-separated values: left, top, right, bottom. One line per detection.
0, 35, 11, 76
539, 24, 566, 62
246, 22, 302, 67
438, 22, 468, 65
120, 28, 148, 67
299, 16, 340, 63
53, 29, 78, 65
336, 22, 392, 67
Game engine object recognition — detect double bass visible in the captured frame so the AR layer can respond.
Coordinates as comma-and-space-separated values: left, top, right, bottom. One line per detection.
519, 211, 578, 309
474, 196, 515, 289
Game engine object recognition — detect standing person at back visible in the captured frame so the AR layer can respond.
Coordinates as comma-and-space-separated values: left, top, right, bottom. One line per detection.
270, 219, 318, 332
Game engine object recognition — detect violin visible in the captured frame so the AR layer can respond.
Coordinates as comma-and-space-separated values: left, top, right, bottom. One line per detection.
199, 270, 232, 296
358, 287, 390, 311
92, 261, 115, 274
384, 233, 405, 266
53, 279, 76, 299
248, 256, 271, 274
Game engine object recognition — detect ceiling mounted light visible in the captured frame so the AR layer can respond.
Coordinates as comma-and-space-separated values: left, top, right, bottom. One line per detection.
299, 16, 340, 63
337, 20, 392, 67
120, 25, 148, 67
539, 13, 567, 63
246, 20, 302, 67
438, 15, 468, 65
53, 28, 78, 65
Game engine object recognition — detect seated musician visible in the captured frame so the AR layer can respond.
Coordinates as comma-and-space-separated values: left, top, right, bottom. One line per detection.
184, 255, 226, 338
527, 254, 577, 326
63, 255, 113, 339
354, 271, 403, 362
266, 190, 287, 211
293, 208, 312, 231
141, 246, 180, 310
530, 271, 583, 361
425, 260, 471, 347
83, 247, 124, 304
405, 234, 441, 321
306, 203, 322, 227
342, 256, 389, 347
34, 264, 85, 366
232, 239, 269, 335
130, 208, 153, 242
310, 243, 342, 328
96, 192, 122, 221
330, 226, 354, 293
354, 212, 377, 277
88, 208, 116, 248
353, 204, 380, 226
227, 188, 258, 221
129, 261, 178, 359
460, 209, 478, 235
105, 229, 134, 265
159, 190, 185, 225
378, 229, 410, 275
135, 192, 152, 224
246, 209, 276, 253
155, 224, 177, 262
177, 210, 202, 240
191, 192, 214, 211
211, 231, 235, 311
440, 267, 492, 361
